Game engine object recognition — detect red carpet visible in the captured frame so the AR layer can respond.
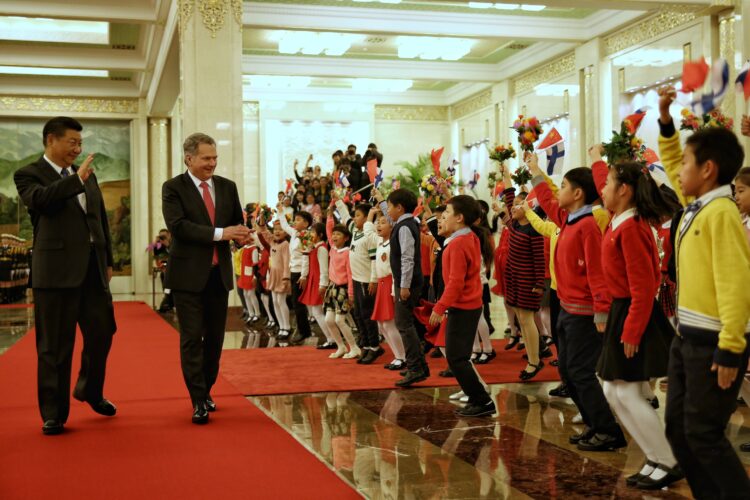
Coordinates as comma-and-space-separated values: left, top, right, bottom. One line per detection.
221, 340, 560, 396
0, 302, 357, 500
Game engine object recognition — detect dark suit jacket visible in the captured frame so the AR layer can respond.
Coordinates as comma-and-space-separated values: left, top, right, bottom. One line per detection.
14, 156, 114, 289
162, 172, 243, 293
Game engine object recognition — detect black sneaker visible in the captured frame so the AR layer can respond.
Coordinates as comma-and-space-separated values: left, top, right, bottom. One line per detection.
456, 400, 496, 417
569, 426, 594, 445
395, 370, 428, 387
548, 383, 570, 398
577, 432, 627, 451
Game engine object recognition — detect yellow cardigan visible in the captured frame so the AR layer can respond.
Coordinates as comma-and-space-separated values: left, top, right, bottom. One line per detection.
676, 196, 750, 364
658, 131, 694, 207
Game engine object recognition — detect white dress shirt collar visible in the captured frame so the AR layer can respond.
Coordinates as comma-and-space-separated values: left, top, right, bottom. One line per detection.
610, 208, 637, 231
43, 154, 70, 175
187, 169, 213, 190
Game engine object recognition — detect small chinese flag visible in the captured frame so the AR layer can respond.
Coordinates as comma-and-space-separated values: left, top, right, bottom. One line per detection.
681, 57, 710, 93
537, 127, 563, 150
366, 158, 378, 183
430, 147, 444, 176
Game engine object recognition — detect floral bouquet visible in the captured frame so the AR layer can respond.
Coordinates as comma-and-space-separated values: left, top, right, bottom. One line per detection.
255, 204, 274, 224
602, 122, 647, 165
680, 108, 734, 132
488, 143, 516, 163
512, 115, 544, 152
487, 170, 500, 190
420, 174, 453, 201
298, 228, 316, 253
510, 166, 533, 187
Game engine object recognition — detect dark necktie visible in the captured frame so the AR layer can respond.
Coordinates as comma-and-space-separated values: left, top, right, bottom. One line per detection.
200, 181, 218, 265
61, 167, 70, 177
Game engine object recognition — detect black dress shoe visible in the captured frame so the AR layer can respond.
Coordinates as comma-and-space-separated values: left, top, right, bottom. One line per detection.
548, 383, 570, 398
626, 460, 659, 487
206, 397, 216, 412
87, 399, 117, 417
456, 400, 496, 417
438, 368, 455, 377
192, 401, 209, 424
517, 342, 525, 351
519, 361, 544, 381
395, 370, 428, 387
569, 426, 594, 444
42, 420, 64, 435
504, 336, 519, 350
386, 360, 404, 371
358, 349, 376, 365
316, 341, 337, 350
540, 348, 554, 359
577, 432, 627, 451
399, 369, 408, 376
740, 442, 750, 452
636, 464, 684, 490
550, 359, 559, 367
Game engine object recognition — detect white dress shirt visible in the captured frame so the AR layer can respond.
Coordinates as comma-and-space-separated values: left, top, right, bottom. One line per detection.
186, 170, 223, 241
44, 154, 86, 212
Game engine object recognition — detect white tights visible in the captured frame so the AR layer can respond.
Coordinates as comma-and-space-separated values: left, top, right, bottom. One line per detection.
242, 289, 261, 318
325, 310, 357, 351
272, 292, 291, 330
310, 305, 334, 343
473, 313, 493, 353
260, 293, 273, 321
379, 320, 405, 360
535, 307, 551, 339
602, 380, 676, 467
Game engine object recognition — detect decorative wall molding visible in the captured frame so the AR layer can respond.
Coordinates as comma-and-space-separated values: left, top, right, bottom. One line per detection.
450, 89, 493, 120
243, 102, 259, 118
374, 105, 448, 122
180, 0, 243, 38
719, 14, 736, 117
603, 7, 700, 56
0, 96, 139, 114
512, 52, 576, 95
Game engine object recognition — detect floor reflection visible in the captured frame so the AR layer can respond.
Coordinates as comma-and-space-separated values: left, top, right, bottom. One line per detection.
0, 305, 33, 355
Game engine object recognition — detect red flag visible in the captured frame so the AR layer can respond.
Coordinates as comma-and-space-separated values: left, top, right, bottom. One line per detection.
623, 109, 647, 135
493, 181, 505, 199
366, 158, 378, 183
681, 57, 710, 93
643, 148, 659, 165
413, 196, 424, 217
353, 193, 362, 202
430, 147, 444, 176
537, 128, 563, 150
285, 179, 293, 195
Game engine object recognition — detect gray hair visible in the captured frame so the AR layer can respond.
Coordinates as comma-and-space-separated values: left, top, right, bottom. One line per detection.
183, 133, 216, 157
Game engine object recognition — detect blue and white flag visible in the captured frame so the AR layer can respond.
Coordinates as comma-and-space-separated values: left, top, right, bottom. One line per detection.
546, 143, 565, 176
691, 58, 729, 115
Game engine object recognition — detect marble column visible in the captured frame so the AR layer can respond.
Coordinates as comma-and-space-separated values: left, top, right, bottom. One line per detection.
575, 38, 604, 165
178, 0, 245, 199
148, 117, 170, 237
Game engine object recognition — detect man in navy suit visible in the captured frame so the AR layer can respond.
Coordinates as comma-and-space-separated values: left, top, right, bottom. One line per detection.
162, 133, 249, 424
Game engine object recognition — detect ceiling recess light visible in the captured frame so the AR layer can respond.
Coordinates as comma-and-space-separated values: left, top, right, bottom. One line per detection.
0, 65, 108, 78
396, 36, 475, 61
272, 31, 362, 57
0, 16, 109, 44
352, 79, 413, 92
520, 4, 546, 11
245, 75, 312, 89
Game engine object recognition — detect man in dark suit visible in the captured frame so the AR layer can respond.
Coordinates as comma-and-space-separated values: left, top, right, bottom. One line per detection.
162, 132, 249, 424
14, 116, 118, 436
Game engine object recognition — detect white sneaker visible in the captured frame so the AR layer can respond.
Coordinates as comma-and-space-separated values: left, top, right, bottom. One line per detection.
343, 348, 362, 359
449, 390, 466, 401
571, 413, 583, 424
329, 348, 346, 359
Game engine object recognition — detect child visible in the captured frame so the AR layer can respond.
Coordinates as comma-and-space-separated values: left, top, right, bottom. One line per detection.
735, 167, 750, 453
429, 195, 495, 417
257, 220, 292, 339
299, 222, 336, 349
472, 226, 497, 365
277, 206, 314, 343
302, 192, 323, 223
324, 217, 359, 359
664, 128, 750, 499
528, 156, 625, 451
598, 161, 681, 490
370, 208, 406, 371
490, 204, 521, 348
237, 234, 261, 324
500, 166, 547, 380
333, 195, 382, 364
386, 188, 428, 387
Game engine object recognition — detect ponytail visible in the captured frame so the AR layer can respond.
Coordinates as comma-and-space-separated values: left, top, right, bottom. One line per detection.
447, 195, 494, 265
613, 162, 679, 226
471, 224, 494, 268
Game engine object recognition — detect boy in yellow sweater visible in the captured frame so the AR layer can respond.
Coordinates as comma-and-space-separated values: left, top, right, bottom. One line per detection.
664, 124, 750, 498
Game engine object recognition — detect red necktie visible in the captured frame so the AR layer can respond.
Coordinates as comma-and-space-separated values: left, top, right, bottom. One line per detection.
200, 181, 219, 265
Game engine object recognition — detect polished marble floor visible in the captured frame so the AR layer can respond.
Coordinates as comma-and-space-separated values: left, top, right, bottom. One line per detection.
3, 293, 750, 499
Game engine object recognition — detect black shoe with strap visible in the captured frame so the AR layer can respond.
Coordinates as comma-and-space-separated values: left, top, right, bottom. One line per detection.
635, 463, 684, 490
519, 361, 544, 381
504, 336, 519, 350
626, 459, 659, 487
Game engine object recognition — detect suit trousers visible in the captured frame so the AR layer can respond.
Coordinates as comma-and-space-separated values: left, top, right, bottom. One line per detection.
33, 249, 116, 422
353, 280, 379, 348
290, 272, 311, 338
665, 336, 750, 500
394, 291, 426, 372
173, 266, 229, 404
446, 307, 490, 405
557, 310, 621, 436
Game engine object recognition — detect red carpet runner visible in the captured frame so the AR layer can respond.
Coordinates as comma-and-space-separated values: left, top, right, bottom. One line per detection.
0, 302, 357, 500
221, 340, 560, 396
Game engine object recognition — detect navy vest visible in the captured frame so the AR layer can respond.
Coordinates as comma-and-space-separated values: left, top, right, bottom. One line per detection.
389, 215, 423, 291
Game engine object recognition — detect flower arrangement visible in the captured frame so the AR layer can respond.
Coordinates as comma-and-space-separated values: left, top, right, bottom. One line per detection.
680, 108, 734, 132
255, 204, 274, 224
510, 166, 533, 187
488, 143, 516, 163
487, 171, 500, 191
512, 115, 544, 152
420, 173, 454, 201
298, 229, 316, 253
602, 122, 647, 164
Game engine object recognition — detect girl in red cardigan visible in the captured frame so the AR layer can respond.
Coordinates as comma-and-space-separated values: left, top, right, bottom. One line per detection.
429, 195, 494, 418
237, 237, 261, 323
599, 161, 680, 490
299, 222, 336, 349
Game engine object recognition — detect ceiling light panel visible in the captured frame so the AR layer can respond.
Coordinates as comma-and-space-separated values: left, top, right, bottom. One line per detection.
396, 36, 476, 61
0, 16, 109, 44
272, 31, 362, 56
0, 66, 108, 78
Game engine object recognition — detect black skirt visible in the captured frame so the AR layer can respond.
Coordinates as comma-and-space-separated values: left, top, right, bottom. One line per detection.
597, 298, 674, 382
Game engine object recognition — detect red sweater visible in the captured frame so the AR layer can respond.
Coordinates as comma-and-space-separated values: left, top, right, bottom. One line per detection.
434, 230, 483, 315
602, 213, 660, 344
533, 181, 611, 317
